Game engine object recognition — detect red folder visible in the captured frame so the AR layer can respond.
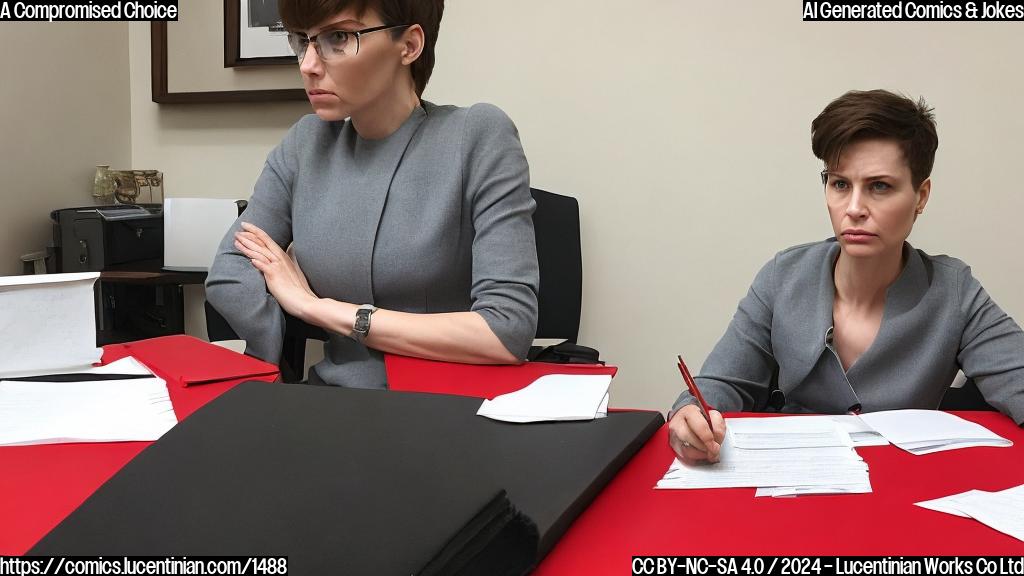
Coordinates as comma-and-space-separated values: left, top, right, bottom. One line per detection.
104, 335, 279, 387
385, 354, 618, 399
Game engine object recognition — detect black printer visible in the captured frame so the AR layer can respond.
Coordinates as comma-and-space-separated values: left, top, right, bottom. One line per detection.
50, 204, 163, 272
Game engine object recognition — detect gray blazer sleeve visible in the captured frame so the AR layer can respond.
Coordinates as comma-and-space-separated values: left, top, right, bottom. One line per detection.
204, 121, 301, 363
462, 104, 539, 360
671, 258, 779, 415
957, 267, 1024, 424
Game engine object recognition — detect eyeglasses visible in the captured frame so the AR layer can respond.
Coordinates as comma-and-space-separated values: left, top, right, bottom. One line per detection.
287, 24, 410, 62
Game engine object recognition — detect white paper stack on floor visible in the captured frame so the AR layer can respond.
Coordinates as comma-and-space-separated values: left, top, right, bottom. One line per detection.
0, 272, 103, 378
657, 416, 870, 497
0, 377, 177, 446
477, 374, 611, 423
859, 409, 1012, 455
916, 484, 1024, 542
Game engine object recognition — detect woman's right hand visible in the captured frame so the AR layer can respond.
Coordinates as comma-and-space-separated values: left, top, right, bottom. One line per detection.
668, 404, 727, 464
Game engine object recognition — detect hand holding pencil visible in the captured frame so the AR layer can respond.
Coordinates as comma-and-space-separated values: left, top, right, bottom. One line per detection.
668, 355, 727, 464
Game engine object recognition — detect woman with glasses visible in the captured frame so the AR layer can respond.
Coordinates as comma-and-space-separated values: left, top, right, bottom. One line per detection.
207, 0, 539, 388
669, 90, 1024, 463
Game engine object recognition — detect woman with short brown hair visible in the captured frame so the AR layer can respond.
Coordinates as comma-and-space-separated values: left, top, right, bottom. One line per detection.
207, 0, 540, 388
669, 90, 1024, 463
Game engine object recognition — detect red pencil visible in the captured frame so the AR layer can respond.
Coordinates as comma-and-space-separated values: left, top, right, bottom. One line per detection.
677, 355, 714, 429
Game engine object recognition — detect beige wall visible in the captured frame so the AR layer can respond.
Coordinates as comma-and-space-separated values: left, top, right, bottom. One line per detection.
128, 12, 309, 338
0, 22, 131, 277
121, 2, 1023, 411
426, 2, 1024, 411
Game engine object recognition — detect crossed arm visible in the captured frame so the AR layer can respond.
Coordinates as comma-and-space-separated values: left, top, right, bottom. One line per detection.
233, 222, 519, 365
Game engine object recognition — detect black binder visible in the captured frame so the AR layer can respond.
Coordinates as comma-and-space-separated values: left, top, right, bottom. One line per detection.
30, 382, 663, 575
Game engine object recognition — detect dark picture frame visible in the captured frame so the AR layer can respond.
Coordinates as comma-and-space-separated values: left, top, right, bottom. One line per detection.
151, 19, 306, 103
224, 0, 296, 67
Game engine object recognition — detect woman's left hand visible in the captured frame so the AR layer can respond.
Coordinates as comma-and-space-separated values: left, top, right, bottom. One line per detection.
234, 222, 318, 320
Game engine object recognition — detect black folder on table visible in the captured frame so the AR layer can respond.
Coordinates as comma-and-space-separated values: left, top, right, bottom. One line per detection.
30, 381, 663, 575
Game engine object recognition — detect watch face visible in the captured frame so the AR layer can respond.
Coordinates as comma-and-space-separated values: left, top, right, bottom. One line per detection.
355, 309, 371, 333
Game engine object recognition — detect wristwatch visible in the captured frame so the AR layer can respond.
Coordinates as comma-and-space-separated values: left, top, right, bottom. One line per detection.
349, 304, 377, 343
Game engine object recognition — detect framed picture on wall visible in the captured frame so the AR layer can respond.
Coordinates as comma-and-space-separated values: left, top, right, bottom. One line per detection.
225, 0, 296, 67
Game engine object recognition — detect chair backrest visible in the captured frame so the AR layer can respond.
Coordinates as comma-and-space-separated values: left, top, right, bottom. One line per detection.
204, 300, 324, 384
938, 377, 997, 411
530, 187, 583, 343
205, 187, 584, 382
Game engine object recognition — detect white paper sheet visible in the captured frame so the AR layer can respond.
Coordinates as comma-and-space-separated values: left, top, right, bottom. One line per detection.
728, 416, 854, 449
477, 374, 612, 423
657, 416, 869, 493
0, 272, 103, 378
755, 482, 873, 497
859, 409, 1012, 455
0, 377, 177, 446
1, 356, 155, 379
914, 490, 981, 518
827, 414, 890, 447
84, 356, 155, 376
916, 484, 1024, 541
163, 198, 241, 271
595, 393, 609, 419
656, 442, 869, 489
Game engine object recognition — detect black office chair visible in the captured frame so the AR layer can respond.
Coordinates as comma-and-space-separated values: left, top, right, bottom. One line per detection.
530, 187, 583, 344
205, 187, 585, 382
939, 377, 997, 411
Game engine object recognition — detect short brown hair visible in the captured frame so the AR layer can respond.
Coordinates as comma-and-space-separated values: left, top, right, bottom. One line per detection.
279, 0, 444, 97
811, 90, 938, 188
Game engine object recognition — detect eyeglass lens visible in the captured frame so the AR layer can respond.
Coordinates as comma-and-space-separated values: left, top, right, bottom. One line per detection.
287, 29, 357, 61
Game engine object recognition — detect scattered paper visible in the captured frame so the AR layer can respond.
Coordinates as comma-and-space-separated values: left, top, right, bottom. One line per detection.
477, 374, 612, 423
915, 490, 981, 518
916, 484, 1024, 542
0, 377, 177, 446
859, 409, 1012, 455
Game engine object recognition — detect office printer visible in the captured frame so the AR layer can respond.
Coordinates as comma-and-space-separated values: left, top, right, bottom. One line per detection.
50, 204, 163, 272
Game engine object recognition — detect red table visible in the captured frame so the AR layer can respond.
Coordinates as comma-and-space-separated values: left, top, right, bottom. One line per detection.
534, 412, 1024, 573
3, 337, 1023, 569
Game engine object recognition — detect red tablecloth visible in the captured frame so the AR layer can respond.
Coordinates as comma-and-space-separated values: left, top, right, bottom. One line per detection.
533, 412, 1024, 573
4, 341, 1023, 567
0, 337, 280, 555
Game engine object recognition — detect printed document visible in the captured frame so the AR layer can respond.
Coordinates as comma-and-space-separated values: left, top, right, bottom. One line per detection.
657, 416, 870, 495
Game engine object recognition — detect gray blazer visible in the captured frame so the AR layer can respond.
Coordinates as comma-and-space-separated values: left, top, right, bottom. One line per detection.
206, 102, 539, 389
673, 239, 1024, 424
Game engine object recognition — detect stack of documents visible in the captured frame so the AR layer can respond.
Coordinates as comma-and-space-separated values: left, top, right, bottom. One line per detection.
859, 409, 1012, 455
0, 356, 178, 446
916, 484, 1024, 542
477, 374, 611, 423
1, 273, 178, 446
657, 416, 871, 497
